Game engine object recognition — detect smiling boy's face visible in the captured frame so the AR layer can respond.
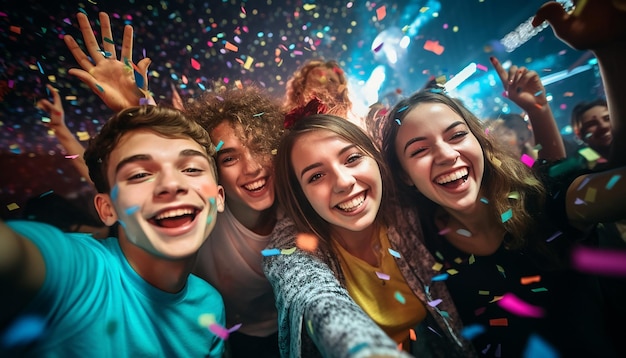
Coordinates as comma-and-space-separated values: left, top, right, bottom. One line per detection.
96, 129, 224, 259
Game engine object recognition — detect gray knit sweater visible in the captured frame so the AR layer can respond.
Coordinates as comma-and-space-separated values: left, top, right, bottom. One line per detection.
263, 207, 476, 358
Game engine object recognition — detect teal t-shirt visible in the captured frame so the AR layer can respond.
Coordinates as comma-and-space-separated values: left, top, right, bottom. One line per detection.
3, 221, 225, 357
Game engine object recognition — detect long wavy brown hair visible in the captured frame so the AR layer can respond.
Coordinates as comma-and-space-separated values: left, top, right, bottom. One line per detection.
381, 91, 546, 249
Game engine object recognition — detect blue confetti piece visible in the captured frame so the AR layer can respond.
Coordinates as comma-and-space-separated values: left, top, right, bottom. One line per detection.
253, 112, 265, 117
1, 315, 46, 347
117, 220, 127, 229
397, 105, 409, 112
432, 273, 449, 281
461, 324, 485, 340
534, 90, 543, 96
480, 197, 489, 204
261, 248, 281, 256
110, 185, 119, 201
125, 205, 140, 215
96, 84, 104, 92
395, 118, 401, 125
501, 208, 513, 223
348, 342, 369, 355
37, 61, 44, 74
39, 190, 54, 197
606, 174, 621, 190
388, 248, 401, 258
134, 70, 144, 89
394, 291, 406, 304
523, 334, 558, 358
206, 215, 213, 224
209, 197, 216, 205
215, 140, 224, 151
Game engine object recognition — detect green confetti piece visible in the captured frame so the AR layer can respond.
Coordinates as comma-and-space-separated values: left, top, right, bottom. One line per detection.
531, 287, 548, 293
95, 84, 104, 92
104, 37, 115, 44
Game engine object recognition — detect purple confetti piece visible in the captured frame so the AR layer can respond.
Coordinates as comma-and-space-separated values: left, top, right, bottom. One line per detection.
375, 271, 390, 280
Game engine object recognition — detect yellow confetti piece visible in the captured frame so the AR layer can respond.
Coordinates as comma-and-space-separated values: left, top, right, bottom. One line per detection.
446, 269, 459, 275
489, 295, 503, 303
578, 147, 601, 163
469, 254, 475, 264
454, 257, 463, 264
491, 157, 502, 167
76, 131, 90, 141
243, 56, 254, 70
584, 187, 597, 203
280, 247, 297, 255
478, 290, 490, 295
7, 202, 20, 211
303, 3, 316, 11
197, 313, 216, 327
507, 191, 520, 200
432, 262, 443, 271
307, 319, 314, 335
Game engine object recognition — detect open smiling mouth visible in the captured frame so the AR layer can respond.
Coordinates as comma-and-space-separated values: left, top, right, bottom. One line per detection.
243, 178, 267, 192
435, 168, 469, 187
336, 192, 366, 212
149, 208, 199, 228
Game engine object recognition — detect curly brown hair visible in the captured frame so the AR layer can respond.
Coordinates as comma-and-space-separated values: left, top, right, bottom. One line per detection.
84, 105, 216, 194
381, 91, 546, 249
283, 59, 352, 117
184, 85, 285, 160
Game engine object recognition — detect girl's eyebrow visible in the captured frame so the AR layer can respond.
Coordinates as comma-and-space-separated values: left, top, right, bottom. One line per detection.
403, 121, 464, 153
299, 144, 356, 179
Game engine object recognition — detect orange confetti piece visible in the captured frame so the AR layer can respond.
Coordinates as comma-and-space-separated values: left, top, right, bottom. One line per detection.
224, 41, 239, 52
296, 233, 319, 252
520, 275, 541, 285
10, 26, 21, 34
376, 6, 387, 21
409, 328, 416, 341
489, 318, 508, 326
423, 40, 445, 55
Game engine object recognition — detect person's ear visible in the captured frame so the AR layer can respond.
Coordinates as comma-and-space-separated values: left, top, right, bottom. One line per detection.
215, 185, 225, 213
94, 193, 118, 226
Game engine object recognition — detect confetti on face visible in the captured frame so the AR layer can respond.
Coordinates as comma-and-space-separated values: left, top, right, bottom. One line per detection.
215, 140, 224, 151
125, 205, 140, 216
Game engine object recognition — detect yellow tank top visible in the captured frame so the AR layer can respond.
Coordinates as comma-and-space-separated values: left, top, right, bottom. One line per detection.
332, 226, 427, 343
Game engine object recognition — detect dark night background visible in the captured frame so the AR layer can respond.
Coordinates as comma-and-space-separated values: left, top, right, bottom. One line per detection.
0, 0, 602, 219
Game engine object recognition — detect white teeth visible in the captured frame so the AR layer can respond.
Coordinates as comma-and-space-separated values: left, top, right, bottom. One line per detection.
244, 178, 266, 191
154, 208, 194, 220
337, 193, 365, 211
436, 168, 469, 185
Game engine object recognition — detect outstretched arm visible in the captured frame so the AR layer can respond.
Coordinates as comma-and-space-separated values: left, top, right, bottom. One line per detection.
0, 220, 45, 326
490, 56, 566, 161
534, 0, 626, 167
63, 12, 153, 112
36, 84, 91, 182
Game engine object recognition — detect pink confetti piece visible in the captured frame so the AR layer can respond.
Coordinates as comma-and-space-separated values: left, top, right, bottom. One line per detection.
497, 293, 545, 318
520, 154, 535, 167
208, 323, 229, 340
376, 6, 386, 21
191, 58, 201, 70
423, 40, 445, 55
476, 63, 488, 71
65, 154, 80, 159
571, 246, 626, 277
438, 227, 451, 235
375, 271, 390, 280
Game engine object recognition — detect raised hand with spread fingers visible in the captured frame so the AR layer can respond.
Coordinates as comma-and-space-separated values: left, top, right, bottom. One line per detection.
63, 12, 153, 112
36, 84, 91, 181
